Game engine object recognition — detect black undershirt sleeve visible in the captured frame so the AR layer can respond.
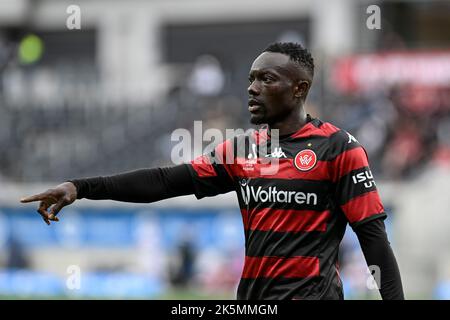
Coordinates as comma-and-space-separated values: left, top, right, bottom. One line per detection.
354, 218, 405, 300
69, 164, 195, 203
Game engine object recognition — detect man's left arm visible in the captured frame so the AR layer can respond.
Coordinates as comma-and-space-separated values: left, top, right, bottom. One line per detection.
329, 129, 404, 299
354, 218, 405, 300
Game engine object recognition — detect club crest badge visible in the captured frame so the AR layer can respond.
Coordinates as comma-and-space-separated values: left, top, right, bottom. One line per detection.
294, 149, 317, 171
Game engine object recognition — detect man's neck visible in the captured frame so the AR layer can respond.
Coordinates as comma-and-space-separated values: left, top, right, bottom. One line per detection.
268, 108, 308, 136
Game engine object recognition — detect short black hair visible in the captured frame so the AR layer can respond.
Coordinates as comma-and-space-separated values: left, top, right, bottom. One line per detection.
263, 42, 314, 81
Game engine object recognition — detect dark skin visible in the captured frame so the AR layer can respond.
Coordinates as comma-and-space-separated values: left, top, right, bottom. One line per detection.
21, 182, 76, 225
20, 51, 313, 224
248, 52, 311, 136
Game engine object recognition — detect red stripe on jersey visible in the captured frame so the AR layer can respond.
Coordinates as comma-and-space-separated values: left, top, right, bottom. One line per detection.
341, 191, 384, 224
242, 256, 320, 279
241, 208, 249, 230
242, 208, 330, 232
290, 122, 339, 140
190, 155, 217, 178
231, 158, 330, 180
330, 147, 369, 182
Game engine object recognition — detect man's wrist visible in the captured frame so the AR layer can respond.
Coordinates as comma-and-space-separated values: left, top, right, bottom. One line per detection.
65, 180, 81, 199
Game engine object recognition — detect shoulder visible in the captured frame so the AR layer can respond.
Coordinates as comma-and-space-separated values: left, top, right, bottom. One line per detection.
315, 120, 365, 160
327, 125, 359, 147
313, 119, 342, 138
292, 117, 340, 140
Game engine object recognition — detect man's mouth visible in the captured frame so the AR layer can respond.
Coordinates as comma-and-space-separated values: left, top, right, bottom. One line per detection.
248, 99, 263, 112
248, 105, 261, 112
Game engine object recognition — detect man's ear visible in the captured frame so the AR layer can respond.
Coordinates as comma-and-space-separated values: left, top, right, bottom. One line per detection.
294, 80, 310, 99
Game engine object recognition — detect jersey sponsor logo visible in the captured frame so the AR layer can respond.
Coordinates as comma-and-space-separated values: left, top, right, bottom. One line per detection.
352, 170, 376, 188
265, 147, 287, 159
239, 180, 318, 206
294, 149, 317, 171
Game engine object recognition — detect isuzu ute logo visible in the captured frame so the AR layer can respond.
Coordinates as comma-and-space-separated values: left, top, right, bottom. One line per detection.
352, 170, 376, 188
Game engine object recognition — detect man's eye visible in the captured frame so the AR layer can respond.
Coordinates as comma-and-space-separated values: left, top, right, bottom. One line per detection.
248, 77, 254, 83
263, 76, 274, 83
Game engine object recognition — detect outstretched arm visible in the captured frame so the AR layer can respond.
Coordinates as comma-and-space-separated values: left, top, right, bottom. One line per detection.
20, 164, 194, 225
70, 164, 194, 202
354, 218, 405, 300
21, 139, 235, 225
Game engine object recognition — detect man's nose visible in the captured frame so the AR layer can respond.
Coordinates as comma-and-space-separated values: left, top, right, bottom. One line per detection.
248, 81, 260, 96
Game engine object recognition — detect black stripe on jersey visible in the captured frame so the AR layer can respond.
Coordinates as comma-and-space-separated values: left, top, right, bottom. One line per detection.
327, 130, 362, 160
238, 277, 309, 300
335, 166, 377, 205
236, 178, 332, 211
245, 229, 323, 258
237, 276, 342, 300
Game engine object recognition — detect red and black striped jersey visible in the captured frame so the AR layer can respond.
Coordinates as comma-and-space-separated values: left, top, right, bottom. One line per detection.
187, 116, 387, 300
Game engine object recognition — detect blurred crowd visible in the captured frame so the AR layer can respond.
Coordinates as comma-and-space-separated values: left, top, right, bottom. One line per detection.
328, 84, 450, 179
1, 49, 449, 182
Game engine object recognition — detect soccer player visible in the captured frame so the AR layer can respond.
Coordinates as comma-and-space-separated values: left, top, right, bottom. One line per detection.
21, 42, 404, 300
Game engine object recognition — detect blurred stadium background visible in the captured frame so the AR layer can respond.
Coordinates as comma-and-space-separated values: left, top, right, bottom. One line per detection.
0, 0, 450, 299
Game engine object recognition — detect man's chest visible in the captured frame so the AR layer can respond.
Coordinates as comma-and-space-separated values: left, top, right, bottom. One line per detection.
230, 138, 334, 209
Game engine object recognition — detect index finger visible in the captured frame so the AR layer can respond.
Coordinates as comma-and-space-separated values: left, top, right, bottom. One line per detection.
20, 192, 48, 203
